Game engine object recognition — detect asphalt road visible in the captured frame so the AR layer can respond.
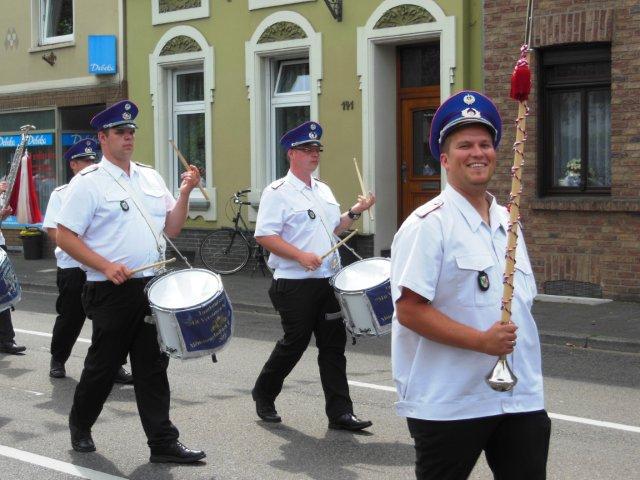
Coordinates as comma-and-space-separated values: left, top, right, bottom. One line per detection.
1, 291, 639, 480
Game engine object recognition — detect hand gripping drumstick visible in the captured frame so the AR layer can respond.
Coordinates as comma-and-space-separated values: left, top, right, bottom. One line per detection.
320, 229, 358, 260
353, 158, 374, 221
169, 140, 210, 201
130, 257, 176, 275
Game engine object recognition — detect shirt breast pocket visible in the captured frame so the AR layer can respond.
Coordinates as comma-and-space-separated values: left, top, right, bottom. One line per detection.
290, 205, 317, 233
454, 254, 499, 307
140, 185, 168, 217
104, 190, 131, 217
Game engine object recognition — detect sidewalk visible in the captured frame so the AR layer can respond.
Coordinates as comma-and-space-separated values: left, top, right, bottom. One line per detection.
7, 252, 640, 354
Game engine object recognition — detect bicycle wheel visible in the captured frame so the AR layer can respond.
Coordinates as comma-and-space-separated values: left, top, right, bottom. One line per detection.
255, 244, 274, 276
199, 228, 251, 274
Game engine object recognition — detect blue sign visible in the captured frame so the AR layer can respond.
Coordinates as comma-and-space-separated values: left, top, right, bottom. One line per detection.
62, 133, 98, 146
88, 35, 117, 75
0, 133, 53, 148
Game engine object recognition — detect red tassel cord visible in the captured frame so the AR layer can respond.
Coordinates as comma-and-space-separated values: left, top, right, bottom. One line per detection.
510, 44, 531, 102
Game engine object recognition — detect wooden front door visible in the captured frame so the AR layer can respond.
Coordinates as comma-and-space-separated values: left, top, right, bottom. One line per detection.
398, 91, 441, 224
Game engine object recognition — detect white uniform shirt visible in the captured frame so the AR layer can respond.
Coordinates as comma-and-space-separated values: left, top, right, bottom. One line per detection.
390, 184, 544, 421
42, 185, 81, 269
56, 157, 176, 281
255, 170, 341, 280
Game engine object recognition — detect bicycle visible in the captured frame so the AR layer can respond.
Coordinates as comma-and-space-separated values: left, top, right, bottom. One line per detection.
199, 189, 273, 276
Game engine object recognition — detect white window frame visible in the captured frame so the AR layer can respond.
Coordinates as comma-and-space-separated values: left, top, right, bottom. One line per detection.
268, 58, 311, 180
169, 68, 206, 194
152, 0, 210, 25
249, 0, 315, 10
246, 11, 322, 212
38, 0, 75, 46
150, 26, 215, 220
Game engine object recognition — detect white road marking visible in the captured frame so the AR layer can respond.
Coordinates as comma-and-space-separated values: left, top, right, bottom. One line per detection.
15, 328, 90, 343
0, 445, 127, 480
7, 386, 44, 396
36, 268, 58, 273
14, 328, 640, 435
348, 380, 640, 434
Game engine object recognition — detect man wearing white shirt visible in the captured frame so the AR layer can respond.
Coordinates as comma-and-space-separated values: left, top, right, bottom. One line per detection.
43, 139, 131, 383
391, 91, 550, 479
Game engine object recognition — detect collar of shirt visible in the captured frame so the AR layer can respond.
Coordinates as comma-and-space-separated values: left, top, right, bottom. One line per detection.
99, 156, 140, 180
443, 184, 508, 235
284, 170, 317, 192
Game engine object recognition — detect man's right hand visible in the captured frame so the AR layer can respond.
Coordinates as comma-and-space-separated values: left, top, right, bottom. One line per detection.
297, 251, 322, 271
103, 262, 132, 285
479, 321, 518, 356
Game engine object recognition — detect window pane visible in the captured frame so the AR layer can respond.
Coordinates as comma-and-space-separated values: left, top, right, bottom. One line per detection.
275, 62, 310, 94
400, 44, 440, 88
412, 110, 439, 176
551, 92, 582, 187
44, 0, 73, 38
176, 113, 205, 182
275, 106, 309, 178
587, 90, 611, 187
176, 72, 204, 102
0, 110, 55, 131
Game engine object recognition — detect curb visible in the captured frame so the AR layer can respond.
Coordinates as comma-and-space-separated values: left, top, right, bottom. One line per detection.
539, 330, 640, 354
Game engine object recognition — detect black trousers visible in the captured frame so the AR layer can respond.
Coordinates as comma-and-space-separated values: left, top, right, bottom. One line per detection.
252, 278, 352, 420
69, 278, 179, 447
50, 267, 87, 364
0, 245, 15, 343
407, 410, 551, 480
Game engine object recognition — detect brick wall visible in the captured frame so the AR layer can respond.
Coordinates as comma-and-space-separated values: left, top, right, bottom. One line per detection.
484, 0, 640, 300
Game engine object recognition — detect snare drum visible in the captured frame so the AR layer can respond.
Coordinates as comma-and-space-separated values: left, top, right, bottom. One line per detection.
0, 248, 21, 312
330, 257, 392, 337
146, 268, 233, 359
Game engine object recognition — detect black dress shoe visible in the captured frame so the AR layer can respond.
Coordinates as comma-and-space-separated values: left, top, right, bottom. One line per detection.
114, 366, 133, 384
149, 441, 206, 463
0, 340, 26, 354
70, 424, 96, 453
329, 413, 373, 431
255, 398, 281, 423
49, 359, 66, 378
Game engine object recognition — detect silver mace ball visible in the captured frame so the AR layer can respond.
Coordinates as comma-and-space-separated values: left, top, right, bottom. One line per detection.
486, 356, 518, 392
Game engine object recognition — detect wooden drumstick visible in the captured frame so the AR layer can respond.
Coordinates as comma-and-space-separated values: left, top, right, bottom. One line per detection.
169, 140, 210, 201
320, 229, 358, 260
353, 157, 374, 221
130, 257, 176, 275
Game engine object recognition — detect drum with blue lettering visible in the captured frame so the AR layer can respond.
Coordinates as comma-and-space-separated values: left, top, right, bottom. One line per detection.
146, 268, 233, 359
330, 257, 392, 337
0, 248, 21, 312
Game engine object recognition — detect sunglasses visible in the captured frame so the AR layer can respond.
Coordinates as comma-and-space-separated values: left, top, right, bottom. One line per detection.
293, 146, 323, 154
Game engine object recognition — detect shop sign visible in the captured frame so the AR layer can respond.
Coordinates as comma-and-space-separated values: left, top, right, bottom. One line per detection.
88, 35, 117, 75
62, 133, 98, 146
0, 133, 54, 147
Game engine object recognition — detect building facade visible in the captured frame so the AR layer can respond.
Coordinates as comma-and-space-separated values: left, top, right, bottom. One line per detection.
125, 0, 484, 262
484, 0, 640, 300
0, 0, 126, 248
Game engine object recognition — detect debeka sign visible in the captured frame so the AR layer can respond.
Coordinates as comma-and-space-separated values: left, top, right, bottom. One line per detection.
88, 35, 117, 75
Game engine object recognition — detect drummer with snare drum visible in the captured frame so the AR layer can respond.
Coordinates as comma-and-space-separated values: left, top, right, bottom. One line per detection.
55, 100, 205, 463
251, 120, 375, 431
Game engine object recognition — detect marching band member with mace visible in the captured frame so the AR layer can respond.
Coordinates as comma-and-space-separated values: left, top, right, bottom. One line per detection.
55, 100, 205, 463
390, 89, 550, 478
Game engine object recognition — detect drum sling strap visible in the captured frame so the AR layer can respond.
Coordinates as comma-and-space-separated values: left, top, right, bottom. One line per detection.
299, 186, 341, 274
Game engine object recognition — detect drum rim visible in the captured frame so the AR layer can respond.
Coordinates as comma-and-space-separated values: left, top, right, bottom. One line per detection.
331, 256, 390, 293
147, 267, 224, 311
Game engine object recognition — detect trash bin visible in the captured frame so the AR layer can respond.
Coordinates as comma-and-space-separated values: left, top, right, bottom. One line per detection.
20, 227, 43, 260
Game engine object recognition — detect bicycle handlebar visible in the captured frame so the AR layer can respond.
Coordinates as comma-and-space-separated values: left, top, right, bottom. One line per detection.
237, 189, 251, 195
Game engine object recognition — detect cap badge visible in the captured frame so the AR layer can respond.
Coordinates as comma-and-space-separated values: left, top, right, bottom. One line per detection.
124, 103, 131, 111
310, 123, 316, 131
461, 107, 482, 119
122, 112, 132, 120
463, 94, 476, 105
84, 147, 93, 154
309, 132, 317, 139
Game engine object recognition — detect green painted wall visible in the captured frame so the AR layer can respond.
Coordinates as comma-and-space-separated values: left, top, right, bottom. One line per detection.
125, 0, 484, 227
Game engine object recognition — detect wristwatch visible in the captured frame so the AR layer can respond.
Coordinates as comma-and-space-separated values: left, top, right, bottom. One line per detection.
347, 209, 361, 220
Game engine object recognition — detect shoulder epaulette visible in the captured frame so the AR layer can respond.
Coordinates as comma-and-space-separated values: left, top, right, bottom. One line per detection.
53, 184, 69, 192
313, 176, 328, 185
415, 199, 444, 218
135, 161, 153, 169
270, 179, 286, 190
80, 165, 99, 175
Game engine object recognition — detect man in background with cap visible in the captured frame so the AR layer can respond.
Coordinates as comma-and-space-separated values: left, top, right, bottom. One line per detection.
55, 100, 205, 463
390, 91, 550, 479
43, 138, 132, 383
251, 120, 375, 431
